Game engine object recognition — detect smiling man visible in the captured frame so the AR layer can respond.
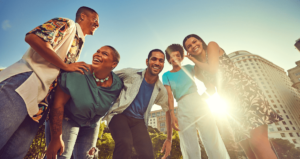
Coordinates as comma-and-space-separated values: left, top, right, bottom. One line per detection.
0, 6, 99, 158
104, 49, 175, 159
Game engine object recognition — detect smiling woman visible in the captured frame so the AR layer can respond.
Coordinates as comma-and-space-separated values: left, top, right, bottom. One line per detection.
45, 45, 123, 159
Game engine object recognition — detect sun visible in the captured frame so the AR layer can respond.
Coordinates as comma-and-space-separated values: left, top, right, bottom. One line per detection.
206, 92, 228, 116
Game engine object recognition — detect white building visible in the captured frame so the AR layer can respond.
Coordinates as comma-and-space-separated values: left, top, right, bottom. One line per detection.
228, 50, 300, 147
148, 117, 158, 129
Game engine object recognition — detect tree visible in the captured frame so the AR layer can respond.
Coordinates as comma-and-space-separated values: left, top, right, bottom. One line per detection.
25, 125, 47, 159
271, 138, 300, 159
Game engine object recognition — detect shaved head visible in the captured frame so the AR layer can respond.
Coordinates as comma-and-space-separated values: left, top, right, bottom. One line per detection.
76, 6, 98, 22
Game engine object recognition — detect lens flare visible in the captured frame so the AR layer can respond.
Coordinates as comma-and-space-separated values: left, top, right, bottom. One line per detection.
206, 92, 228, 116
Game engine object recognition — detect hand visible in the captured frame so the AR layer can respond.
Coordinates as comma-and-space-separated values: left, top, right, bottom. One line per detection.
46, 137, 65, 159
63, 62, 89, 74
171, 115, 180, 131
185, 52, 197, 63
161, 139, 172, 159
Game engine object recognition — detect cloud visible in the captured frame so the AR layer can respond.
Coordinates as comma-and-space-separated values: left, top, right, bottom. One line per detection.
2, 20, 11, 30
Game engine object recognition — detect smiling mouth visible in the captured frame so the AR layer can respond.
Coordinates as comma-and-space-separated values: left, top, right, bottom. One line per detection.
93, 57, 102, 63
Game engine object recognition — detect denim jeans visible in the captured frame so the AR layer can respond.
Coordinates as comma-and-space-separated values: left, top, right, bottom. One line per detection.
0, 72, 40, 159
45, 117, 100, 159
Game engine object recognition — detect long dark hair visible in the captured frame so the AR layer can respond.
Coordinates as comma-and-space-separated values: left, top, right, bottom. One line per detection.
183, 34, 207, 61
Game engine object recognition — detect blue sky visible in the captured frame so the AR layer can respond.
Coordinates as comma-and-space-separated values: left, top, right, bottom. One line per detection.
1, 0, 300, 109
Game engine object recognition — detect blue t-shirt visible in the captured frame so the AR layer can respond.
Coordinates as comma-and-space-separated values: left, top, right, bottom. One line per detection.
162, 64, 198, 101
122, 77, 155, 119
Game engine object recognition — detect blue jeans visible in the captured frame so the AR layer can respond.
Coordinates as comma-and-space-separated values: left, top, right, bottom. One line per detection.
0, 72, 40, 159
45, 117, 100, 159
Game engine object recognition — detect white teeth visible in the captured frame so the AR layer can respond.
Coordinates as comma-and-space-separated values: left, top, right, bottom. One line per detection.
93, 58, 100, 62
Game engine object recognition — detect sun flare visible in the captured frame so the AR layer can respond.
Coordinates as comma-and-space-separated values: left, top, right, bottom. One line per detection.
206, 92, 228, 116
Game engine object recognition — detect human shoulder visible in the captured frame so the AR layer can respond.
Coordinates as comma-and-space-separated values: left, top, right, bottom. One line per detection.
114, 68, 143, 78
51, 17, 75, 28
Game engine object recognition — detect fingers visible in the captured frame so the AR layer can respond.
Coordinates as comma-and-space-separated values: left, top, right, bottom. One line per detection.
59, 146, 64, 156
160, 142, 166, 153
76, 68, 84, 74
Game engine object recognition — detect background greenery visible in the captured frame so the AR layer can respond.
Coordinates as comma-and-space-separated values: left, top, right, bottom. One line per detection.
25, 121, 300, 159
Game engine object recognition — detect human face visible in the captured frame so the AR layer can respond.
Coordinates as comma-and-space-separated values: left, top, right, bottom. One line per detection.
81, 12, 99, 35
184, 37, 203, 56
92, 46, 117, 72
169, 51, 183, 67
146, 51, 165, 76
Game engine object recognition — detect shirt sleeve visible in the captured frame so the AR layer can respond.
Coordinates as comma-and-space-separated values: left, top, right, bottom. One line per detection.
155, 86, 169, 112
26, 18, 73, 47
162, 73, 170, 86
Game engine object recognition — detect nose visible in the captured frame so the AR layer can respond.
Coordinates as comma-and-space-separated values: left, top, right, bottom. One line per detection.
95, 21, 99, 28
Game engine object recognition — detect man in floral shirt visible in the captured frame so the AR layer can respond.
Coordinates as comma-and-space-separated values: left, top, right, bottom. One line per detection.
0, 6, 99, 158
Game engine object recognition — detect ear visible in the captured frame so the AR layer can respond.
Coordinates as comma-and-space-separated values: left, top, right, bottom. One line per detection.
80, 13, 87, 21
146, 59, 149, 67
112, 61, 118, 69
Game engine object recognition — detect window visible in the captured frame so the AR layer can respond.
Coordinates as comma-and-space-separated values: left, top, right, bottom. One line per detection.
269, 128, 274, 132
156, 112, 160, 116
273, 105, 277, 108
297, 133, 300, 137
160, 122, 165, 127
290, 121, 293, 125
293, 139, 297, 144
283, 110, 286, 113
286, 127, 290, 130
277, 127, 282, 131
286, 115, 290, 119
281, 133, 286, 137
283, 121, 287, 125
276, 110, 280, 113
160, 128, 165, 132
289, 133, 294, 137
152, 113, 156, 117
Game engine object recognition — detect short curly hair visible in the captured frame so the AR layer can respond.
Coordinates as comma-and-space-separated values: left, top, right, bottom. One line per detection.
165, 44, 184, 64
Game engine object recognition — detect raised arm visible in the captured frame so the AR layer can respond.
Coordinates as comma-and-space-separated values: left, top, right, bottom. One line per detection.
46, 85, 70, 158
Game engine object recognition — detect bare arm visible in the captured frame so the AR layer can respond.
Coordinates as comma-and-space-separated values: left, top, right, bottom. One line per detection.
46, 85, 70, 158
25, 34, 89, 74
164, 85, 180, 131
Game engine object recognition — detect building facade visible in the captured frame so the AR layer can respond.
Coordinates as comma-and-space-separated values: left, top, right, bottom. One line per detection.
149, 107, 178, 133
288, 61, 300, 93
228, 50, 300, 147
148, 117, 158, 129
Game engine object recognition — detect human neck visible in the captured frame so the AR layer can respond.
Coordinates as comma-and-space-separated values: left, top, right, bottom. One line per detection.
77, 21, 87, 36
92, 67, 111, 79
170, 64, 181, 72
144, 69, 158, 84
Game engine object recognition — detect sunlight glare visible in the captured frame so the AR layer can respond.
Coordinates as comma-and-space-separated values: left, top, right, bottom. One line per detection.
206, 92, 228, 116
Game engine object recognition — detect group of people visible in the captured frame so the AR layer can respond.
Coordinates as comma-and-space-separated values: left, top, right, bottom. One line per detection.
0, 6, 283, 159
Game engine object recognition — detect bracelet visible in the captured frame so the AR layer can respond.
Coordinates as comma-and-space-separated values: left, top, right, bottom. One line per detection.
168, 108, 174, 113
167, 139, 172, 142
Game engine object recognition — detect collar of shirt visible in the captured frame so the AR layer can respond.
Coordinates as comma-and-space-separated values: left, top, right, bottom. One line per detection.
137, 68, 162, 91
75, 23, 85, 43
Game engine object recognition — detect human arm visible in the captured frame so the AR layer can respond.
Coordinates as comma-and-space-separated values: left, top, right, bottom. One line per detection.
161, 110, 173, 159
164, 85, 180, 131
186, 42, 221, 75
46, 85, 70, 159
25, 18, 89, 74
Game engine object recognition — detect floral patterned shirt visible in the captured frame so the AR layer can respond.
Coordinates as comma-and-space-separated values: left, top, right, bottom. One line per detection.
27, 18, 84, 122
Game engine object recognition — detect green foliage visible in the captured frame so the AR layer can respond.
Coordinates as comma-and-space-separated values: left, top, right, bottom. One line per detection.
25, 125, 47, 159
271, 138, 300, 159
97, 121, 115, 159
